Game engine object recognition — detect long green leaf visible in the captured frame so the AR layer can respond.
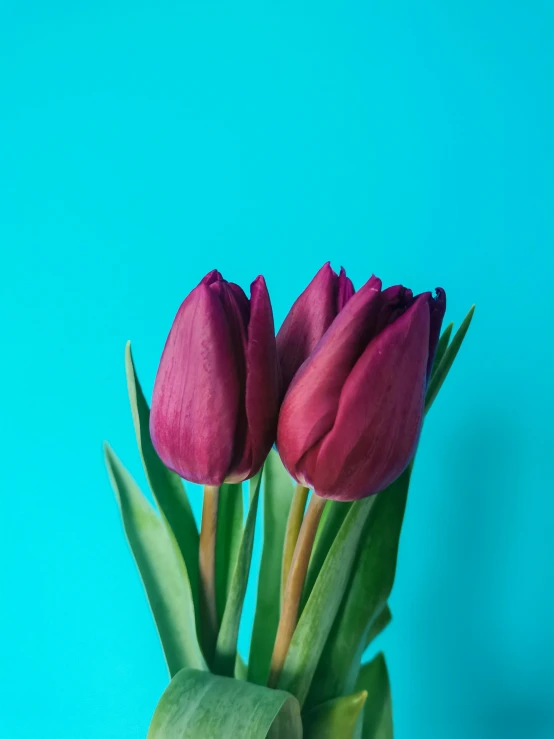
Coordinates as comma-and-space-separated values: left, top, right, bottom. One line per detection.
213, 474, 262, 676
355, 653, 393, 739
303, 692, 367, 739
306, 468, 411, 707
104, 444, 206, 676
431, 322, 453, 376
302, 500, 351, 610
425, 306, 475, 411
125, 342, 200, 629
365, 603, 392, 649
215, 482, 243, 622
248, 450, 295, 685
148, 668, 302, 738
277, 495, 376, 706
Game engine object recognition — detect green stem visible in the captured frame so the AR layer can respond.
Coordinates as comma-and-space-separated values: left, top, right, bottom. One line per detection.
268, 494, 326, 688
281, 484, 310, 606
199, 484, 220, 660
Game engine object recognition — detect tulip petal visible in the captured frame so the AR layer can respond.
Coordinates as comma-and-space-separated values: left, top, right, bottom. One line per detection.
202, 269, 224, 285
310, 294, 430, 500
276, 263, 340, 395
229, 276, 279, 481
150, 283, 240, 485
337, 267, 355, 311
277, 276, 382, 485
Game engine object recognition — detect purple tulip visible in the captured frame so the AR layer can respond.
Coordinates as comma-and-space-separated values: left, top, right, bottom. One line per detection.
150, 270, 279, 485
277, 262, 355, 395
277, 269, 446, 501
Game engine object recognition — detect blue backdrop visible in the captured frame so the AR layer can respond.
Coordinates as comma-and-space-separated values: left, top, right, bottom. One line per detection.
1, 2, 553, 737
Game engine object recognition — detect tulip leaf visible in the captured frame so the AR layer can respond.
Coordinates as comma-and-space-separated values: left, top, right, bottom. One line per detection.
104, 443, 206, 676
365, 603, 392, 649
125, 342, 200, 630
302, 500, 351, 610
425, 306, 475, 411
213, 473, 262, 676
303, 692, 368, 739
277, 494, 377, 706
431, 322, 453, 375
235, 653, 248, 681
147, 668, 302, 738
216, 483, 244, 622
248, 449, 296, 685
306, 467, 411, 707
355, 653, 393, 739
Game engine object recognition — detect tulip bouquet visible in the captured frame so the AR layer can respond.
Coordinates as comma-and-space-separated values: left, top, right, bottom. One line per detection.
105, 264, 473, 738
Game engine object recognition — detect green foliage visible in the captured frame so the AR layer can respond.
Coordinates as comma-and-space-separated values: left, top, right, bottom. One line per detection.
215, 482, 243, 622
148, 669, 302, 738
426, 306, 475, 411
104, 444, 206, 676
248, 450, 295, 685
356, 653, 393, 739
125, 342, 201, 634
213, 474, 262, 677
306, 467, 411, 707
277, 496, 377, 706
303, 691, 367, 739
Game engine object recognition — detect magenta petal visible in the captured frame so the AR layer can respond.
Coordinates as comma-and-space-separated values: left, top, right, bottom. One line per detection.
277, 275, 382, 481
337, 267, 355, 311
310, 295, 431, 500
276, 262, 339, 395
150, 283, 240, 485
229, 276, 280, 482
202, 269, 224, 285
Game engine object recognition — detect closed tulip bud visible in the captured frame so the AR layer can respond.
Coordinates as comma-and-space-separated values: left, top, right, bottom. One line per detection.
277, 270, 446, 501
150, 270, 279, 485
277, 262, 354, 395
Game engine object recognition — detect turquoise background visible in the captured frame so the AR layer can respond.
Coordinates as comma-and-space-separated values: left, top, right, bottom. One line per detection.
1, 1, 553, 737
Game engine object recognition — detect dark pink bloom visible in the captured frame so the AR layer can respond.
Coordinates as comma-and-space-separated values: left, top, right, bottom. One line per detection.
276, 262, 354, 395
150, 270, 279, 485
277, 268, 446, 501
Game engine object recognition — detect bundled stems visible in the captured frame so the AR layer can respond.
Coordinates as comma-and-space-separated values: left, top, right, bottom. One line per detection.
199, 484, 220, 659
268, 493, 326, 688
281, 484, 310, 606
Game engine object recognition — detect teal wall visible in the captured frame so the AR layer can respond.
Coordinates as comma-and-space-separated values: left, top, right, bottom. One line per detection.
1, 2, 553, 737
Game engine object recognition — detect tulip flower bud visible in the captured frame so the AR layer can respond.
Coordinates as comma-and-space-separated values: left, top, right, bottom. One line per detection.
277, 269, 446, 501
150, 270, 279, 485
277, 262, 354, 395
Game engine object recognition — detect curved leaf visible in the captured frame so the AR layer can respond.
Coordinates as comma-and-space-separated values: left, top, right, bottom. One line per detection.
425, 305, 474, 411
148, 668, 302, 738
306, 468, 411, 706
213, 474, 262, 676
104, 444, 206, 675
125, 342, 200, 629
248, 450, 295, 685
431, 322, 453, 376
365, 604, 392, 649
355, 653, 393, 739
216, 483, 243, 621
277, 495, 376, 706
303, 691, 367, 739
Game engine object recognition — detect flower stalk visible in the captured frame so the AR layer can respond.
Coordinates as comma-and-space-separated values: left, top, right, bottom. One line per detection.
281, 484, 310, 606
268, 493, 326, 688
199, 484, 220, 659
